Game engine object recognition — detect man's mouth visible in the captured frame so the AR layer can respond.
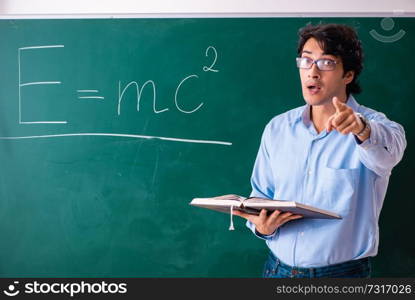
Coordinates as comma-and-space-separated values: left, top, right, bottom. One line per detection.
306, 83, 322, 95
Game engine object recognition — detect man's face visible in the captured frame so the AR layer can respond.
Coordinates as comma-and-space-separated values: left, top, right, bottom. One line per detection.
299, 38, 353, 106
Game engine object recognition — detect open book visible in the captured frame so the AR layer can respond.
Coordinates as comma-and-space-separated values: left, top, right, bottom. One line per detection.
190, 195, 341, 219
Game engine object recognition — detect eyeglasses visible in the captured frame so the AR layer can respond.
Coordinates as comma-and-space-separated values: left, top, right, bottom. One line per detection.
296, 57, 337, 71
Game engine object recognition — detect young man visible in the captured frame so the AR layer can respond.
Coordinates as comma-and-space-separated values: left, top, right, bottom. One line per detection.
232, 23, 406, 278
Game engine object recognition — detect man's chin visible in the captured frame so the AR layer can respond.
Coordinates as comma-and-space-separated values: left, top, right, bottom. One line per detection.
303, 95, 331, 106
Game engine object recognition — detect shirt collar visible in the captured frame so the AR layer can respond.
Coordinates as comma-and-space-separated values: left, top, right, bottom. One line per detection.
300, 94, 360, 127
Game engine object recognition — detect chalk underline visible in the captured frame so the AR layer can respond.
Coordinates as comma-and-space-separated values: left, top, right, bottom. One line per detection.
0, 132, 232, 146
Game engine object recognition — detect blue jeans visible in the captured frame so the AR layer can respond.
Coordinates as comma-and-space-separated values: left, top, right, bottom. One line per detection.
263, 252, 371, 278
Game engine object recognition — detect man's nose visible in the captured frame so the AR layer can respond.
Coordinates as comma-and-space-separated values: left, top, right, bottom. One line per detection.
307, 63, 321, 79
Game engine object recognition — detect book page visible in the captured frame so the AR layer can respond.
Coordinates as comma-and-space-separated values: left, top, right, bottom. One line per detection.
244, 197, 288, 204
213, 194, 246, 201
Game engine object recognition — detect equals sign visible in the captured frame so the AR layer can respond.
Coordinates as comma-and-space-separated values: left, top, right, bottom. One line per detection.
77, 89, 104, 100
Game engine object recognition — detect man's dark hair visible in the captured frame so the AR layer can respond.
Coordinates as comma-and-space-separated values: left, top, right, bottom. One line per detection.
297, 23, 363, 96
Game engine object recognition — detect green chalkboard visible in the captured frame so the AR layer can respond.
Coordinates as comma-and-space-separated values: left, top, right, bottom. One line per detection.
0, 18, 414, 277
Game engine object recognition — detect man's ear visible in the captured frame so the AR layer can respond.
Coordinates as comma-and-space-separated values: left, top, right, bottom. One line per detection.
343, 70, 355, 85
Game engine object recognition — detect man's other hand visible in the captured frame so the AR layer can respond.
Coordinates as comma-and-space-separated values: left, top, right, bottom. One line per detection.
232, 209, 303, 235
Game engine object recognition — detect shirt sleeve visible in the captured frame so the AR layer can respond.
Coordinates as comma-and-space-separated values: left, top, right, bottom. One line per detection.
249, 123, 275, 199
356, 111, 406, 177
245, 123, 278, 239
246, 220, 277, 240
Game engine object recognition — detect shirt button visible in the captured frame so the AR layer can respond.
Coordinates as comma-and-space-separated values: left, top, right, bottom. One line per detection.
300, 232, 304, 236
308, 170, 312, 175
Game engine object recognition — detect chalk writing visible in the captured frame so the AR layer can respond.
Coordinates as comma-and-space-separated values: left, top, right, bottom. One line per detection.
8, 44, 231, 146
18, 45, 66, 124
117, 80, 168, 115
77, 90, 104, 100
175, 75, 204, 114
203, 46, 219, 72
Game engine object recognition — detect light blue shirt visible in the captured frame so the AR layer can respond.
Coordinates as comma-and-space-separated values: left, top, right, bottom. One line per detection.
247, 95, 406, 268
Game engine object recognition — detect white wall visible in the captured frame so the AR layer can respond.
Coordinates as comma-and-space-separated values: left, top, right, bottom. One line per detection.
0, 0, 414, 16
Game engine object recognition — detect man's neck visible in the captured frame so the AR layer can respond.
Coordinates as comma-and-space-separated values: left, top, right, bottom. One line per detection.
311, 95, 348, 133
